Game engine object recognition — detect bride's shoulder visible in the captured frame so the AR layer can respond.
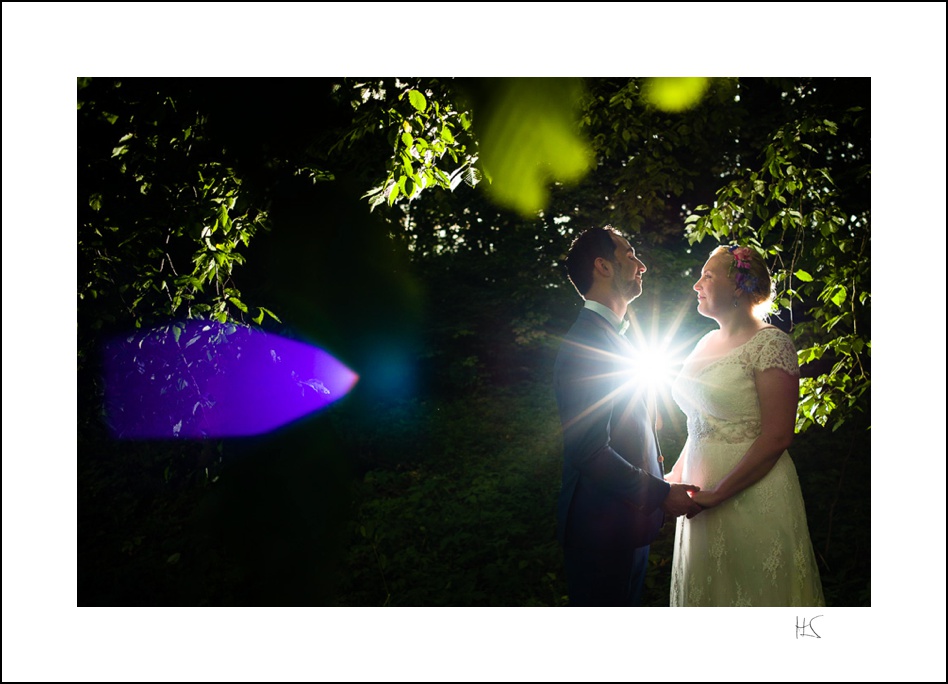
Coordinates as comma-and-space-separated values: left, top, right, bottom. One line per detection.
748, 326, 799, 371
754, 326, 793, 345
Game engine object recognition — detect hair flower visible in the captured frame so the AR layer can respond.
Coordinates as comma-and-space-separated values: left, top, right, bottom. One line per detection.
727, 245, 758, 294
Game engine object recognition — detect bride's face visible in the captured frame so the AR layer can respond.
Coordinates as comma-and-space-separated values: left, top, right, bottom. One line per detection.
693, 255, 737, 318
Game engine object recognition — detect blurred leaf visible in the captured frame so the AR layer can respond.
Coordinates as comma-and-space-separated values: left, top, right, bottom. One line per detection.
478, 78, 592, 217
643, 77, 710, 112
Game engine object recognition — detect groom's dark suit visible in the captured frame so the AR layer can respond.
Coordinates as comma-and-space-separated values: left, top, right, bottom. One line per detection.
554, 306, 670, 605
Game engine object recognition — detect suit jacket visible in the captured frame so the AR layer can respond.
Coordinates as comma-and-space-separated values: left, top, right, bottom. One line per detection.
553, 307, 670, 550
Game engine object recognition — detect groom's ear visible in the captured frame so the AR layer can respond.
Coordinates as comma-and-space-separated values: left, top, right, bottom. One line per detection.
594, 257, 613, 277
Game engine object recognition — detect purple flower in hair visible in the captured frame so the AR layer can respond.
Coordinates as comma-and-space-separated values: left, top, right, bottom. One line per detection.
727, 245, 758, 294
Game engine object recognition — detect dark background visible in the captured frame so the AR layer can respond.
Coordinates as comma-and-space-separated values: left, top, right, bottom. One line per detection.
76, 77, 871, 607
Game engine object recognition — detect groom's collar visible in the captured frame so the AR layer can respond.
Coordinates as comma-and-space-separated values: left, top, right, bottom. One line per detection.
583, 300, 629, 335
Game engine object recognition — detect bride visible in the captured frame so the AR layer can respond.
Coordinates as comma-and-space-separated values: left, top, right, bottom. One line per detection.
667, 245, 825, 606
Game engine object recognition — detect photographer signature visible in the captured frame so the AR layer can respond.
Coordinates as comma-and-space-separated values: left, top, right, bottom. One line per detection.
796, 615, 822, 639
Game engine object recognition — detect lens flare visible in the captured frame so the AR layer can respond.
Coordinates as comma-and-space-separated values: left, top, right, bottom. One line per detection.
102, 321, 358, 439
623, 298, 703, 420
628, 345, 679, 394
556, 298, 702, 436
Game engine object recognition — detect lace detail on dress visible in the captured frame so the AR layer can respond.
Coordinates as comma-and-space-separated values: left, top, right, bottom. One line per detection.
762, 537, 784, 586
710, 517, 727, 573
687, 412, 761, 444
732, 582, 752, 607
669, 327, 825, 607
675, 329, 800, 446
751, 328, 801, 377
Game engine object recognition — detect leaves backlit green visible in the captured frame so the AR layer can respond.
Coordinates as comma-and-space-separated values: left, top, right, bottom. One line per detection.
477, 78, 592, 217
686, 107, 869, 433
643, 77, 710, 113
407, 89, 427, 113
78, 79, 279, 335
794, 270, 814, 282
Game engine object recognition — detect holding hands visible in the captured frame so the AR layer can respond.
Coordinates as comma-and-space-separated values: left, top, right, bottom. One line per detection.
689, 489, 722, 512
661, 483, 703, 519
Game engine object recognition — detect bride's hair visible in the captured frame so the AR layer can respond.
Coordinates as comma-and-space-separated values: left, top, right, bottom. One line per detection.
710, 245, 775, 320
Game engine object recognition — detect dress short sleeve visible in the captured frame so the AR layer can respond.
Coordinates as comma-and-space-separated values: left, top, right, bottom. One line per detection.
752, 329, 800, 377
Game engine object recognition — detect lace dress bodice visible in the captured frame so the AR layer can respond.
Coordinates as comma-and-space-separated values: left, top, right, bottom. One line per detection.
673, 327, 799, 445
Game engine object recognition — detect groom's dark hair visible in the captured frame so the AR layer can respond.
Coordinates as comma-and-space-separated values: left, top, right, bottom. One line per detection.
565, 226, 624, 296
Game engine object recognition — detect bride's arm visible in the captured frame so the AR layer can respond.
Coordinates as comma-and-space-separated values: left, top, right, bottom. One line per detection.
691, 367, 797, 508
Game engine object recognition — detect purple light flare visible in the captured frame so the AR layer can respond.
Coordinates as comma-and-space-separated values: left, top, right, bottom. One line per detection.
102, 321, 358, 439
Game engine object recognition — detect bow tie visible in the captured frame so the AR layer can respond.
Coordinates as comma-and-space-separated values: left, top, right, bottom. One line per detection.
618, 319, 630, 336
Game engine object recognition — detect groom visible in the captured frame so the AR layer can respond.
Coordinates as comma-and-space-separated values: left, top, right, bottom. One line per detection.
554, 226, 701, 606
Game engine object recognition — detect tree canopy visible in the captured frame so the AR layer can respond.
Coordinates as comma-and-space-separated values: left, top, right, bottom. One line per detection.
79, 76, 871, 434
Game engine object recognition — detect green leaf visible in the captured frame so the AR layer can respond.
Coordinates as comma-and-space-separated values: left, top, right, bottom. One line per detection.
794, 270, 814, 282
408, 90, 427, 112
401, 132, 413, 148
218, 205, 232, 235
259, 307, 282, 323
228, 297, 248, 312
830, 286, 847, 307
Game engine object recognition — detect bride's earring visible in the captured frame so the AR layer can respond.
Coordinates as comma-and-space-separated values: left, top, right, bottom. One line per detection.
732, 297, 739, 308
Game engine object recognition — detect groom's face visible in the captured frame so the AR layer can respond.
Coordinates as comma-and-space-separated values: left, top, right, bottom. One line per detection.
609, 233, 646, 302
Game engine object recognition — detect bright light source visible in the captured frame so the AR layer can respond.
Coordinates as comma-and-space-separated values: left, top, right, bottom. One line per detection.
622, 298, 705, 419
628, 345, 679, 394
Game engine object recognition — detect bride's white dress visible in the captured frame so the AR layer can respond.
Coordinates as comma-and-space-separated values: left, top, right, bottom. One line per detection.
670, 327, 825, 607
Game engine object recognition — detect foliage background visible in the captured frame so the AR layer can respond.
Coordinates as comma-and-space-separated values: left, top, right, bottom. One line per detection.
72, 75, 873, 610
